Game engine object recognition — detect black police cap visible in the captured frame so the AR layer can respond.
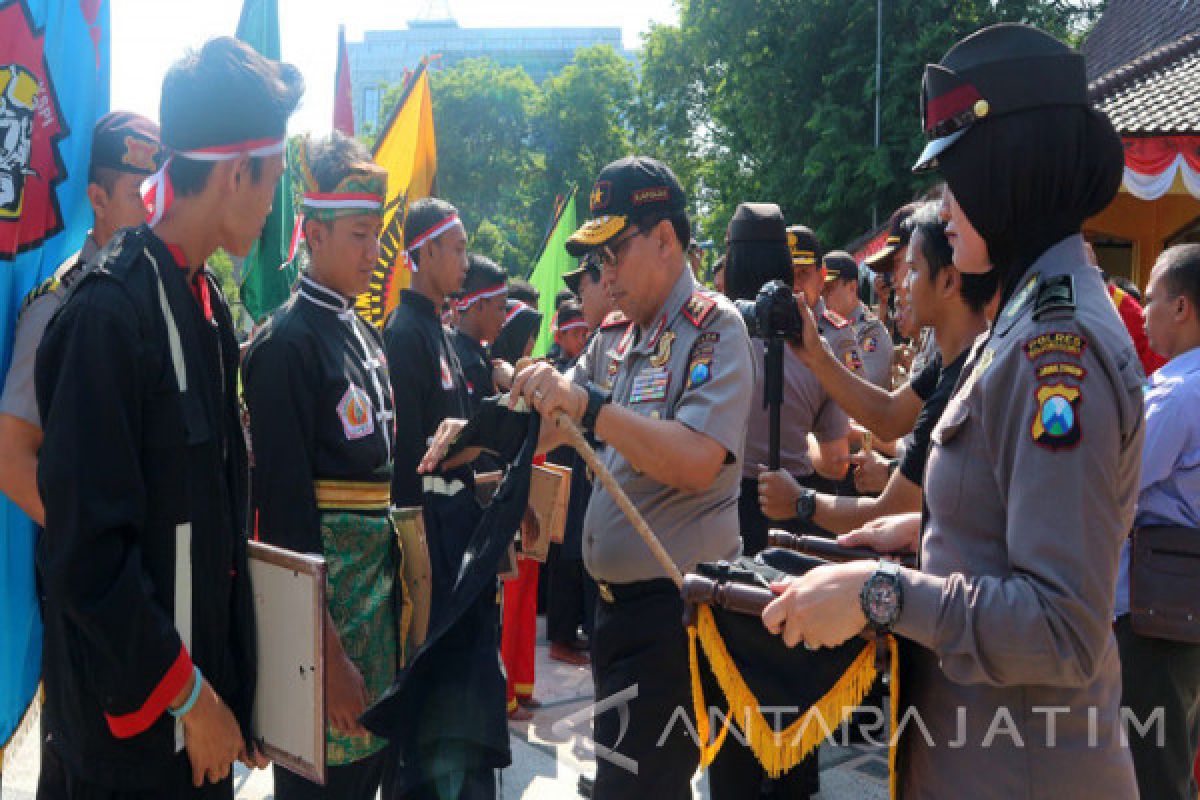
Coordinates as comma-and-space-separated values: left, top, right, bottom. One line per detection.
91, 111, 162, 176
864, 203, 919, 272
914, 23, 1087, 172
566, 156, 687, 257
562, 251, 601, 295
786, 225, 821, 267
823, 251, 859, 284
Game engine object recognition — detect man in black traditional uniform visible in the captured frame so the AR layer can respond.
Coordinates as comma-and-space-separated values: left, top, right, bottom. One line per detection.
543, 301, 594, 666
0, 111, 161, 526
243, 132, 397, 800
34, 37, 302, 799
452, 253, 509, 414
382, 198, 508, 799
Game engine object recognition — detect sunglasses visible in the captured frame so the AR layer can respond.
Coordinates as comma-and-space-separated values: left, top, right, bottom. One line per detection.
599, 227, 647, 268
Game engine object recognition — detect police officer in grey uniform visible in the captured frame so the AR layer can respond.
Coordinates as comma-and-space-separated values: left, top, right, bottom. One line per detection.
510, 156, 756, 799
0, 111, 161, 526
788, 225, 867, 382
762, 24, 1143, 799
823, 250, 893, 388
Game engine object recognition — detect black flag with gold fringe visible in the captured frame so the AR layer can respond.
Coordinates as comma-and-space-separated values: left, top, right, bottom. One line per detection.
683, 550, 898, 797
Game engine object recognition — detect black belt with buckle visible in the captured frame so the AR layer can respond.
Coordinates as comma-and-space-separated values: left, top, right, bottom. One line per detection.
595, 577, 678, 605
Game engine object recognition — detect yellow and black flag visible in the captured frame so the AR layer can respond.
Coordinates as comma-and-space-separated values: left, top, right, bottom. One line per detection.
359, 61, 438, 327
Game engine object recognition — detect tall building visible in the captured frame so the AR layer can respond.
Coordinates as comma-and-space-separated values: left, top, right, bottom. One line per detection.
348, 18, 630, 131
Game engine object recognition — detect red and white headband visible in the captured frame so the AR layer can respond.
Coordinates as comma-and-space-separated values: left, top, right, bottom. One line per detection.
141, 136, 286, 225
455, 283, 507, 312
406, 213, 462, 254
555, 318, 588, 334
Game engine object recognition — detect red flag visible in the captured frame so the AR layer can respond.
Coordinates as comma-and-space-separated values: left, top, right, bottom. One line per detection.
333, 24, 354, 136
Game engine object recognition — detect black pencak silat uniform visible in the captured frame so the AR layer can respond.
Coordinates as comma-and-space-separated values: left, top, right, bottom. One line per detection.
34, 225, 254, 792
243, 275, 400, 787
452, 329, 495, 416
380, 290, 509, 795
243, 275, 395, 552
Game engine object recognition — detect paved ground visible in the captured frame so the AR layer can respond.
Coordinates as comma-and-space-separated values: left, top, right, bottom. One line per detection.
2, 619, 888, 799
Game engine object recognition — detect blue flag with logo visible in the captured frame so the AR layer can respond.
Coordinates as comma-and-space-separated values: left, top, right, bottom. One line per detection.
0, 0, 109, 749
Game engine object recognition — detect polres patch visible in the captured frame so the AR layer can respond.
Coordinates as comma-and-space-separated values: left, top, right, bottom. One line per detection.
338, 384, 375, 440
1024, 332, 1086, 360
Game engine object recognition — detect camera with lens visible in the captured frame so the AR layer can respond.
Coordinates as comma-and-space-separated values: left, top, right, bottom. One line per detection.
736, 279, 804, 341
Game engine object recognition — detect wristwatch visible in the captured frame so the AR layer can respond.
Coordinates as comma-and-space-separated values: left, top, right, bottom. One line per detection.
581, 383, 610, 434
860, 559, 904, 633
793, 487, 817, 522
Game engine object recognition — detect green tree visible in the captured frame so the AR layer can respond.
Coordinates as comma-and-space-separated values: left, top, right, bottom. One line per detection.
644, 0, 1104, 249
470, 218, 522, 271
533, 46, 637, 223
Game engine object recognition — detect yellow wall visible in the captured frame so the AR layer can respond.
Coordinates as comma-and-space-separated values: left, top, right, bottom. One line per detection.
1085, 180, 1200, 287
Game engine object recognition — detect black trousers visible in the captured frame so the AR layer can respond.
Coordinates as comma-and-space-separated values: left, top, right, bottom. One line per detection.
273, 749, 387, 800
1115, 614, 1200, 800
592, 581, 698, 799
388, 767, 495, 800
546, 543, 596, 643
36, 742, 232, 800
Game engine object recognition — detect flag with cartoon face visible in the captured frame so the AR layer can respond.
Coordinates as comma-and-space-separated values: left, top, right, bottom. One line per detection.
0, 0, 110, 753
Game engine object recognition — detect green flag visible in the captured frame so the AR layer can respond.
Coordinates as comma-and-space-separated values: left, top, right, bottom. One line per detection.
529, 189, 578, 357
236, 0, 298, 322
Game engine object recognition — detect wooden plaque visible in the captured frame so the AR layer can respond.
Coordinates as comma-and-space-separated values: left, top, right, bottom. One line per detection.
248, 541, 326, 785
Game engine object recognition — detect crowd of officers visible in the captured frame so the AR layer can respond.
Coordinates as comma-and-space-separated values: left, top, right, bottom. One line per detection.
1, 21, 1199, 800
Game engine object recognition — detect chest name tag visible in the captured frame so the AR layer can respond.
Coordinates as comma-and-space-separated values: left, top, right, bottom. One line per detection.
629, 367, 670, 405
338, 384, 375, 440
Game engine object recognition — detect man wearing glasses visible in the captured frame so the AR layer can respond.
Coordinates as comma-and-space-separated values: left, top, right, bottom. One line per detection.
509, 156, 756, 798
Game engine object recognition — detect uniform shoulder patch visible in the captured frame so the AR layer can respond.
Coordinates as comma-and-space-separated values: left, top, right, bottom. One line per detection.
1033, 274, 1075, 321
19, 276, 60, 315
682, 291, 717, 328
1031, 382, 1081, 451
600, 311, 631, 331
822, 308, 849, 329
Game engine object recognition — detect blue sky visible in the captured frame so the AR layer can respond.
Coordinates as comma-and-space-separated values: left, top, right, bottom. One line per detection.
110, 0, 679, 136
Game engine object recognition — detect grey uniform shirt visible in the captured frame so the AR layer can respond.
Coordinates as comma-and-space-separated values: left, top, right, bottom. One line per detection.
0, 237, 98, 428
742, 339, 847, 478
850, 303, 893, 388
891, 236, 1143, 799
815, 297, 867, 382
570, 267, 756, 584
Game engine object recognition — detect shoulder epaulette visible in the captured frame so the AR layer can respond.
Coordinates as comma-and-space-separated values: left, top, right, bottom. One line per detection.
682, 290, 717, 328
600, 311, 631, 331
1033, 274, 1075, 321
19, 275, 60, 314
822, 308, 849, 329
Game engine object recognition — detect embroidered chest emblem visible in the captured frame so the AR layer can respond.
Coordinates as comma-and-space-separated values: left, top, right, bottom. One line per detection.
338, 384, 375, 440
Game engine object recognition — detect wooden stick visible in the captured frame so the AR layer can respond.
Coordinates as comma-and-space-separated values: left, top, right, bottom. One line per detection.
553, 412, 684, 589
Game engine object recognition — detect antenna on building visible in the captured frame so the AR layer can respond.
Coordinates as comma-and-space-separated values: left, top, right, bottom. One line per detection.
415, 0, 453, 21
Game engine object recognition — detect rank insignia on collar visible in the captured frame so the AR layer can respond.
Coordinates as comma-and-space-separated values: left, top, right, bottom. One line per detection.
683, 291, 716, 328
1031, 383, 1080, 450
1004, 274, 1039, 319
822, 308, 849, 329
338, 384, 375, 440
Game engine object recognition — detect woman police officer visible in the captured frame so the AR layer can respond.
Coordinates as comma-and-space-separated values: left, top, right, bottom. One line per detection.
762, 24, 1144, 798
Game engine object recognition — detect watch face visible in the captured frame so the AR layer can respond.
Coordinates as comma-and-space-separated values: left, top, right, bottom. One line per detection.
866, 580, 898, 624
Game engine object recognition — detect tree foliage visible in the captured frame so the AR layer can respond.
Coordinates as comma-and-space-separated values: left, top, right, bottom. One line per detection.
365, 1, 1105, 264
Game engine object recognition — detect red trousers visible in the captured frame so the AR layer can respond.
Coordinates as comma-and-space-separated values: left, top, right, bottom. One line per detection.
502, 556, 539, 711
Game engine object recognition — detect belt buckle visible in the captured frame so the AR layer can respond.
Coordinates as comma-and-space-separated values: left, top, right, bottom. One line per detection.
598, 582, 615, 604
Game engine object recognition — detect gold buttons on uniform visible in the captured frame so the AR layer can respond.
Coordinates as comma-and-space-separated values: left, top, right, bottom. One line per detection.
973, 99, 990, 118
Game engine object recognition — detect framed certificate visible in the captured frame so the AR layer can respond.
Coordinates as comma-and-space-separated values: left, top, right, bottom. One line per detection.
247, 541, 326, 785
